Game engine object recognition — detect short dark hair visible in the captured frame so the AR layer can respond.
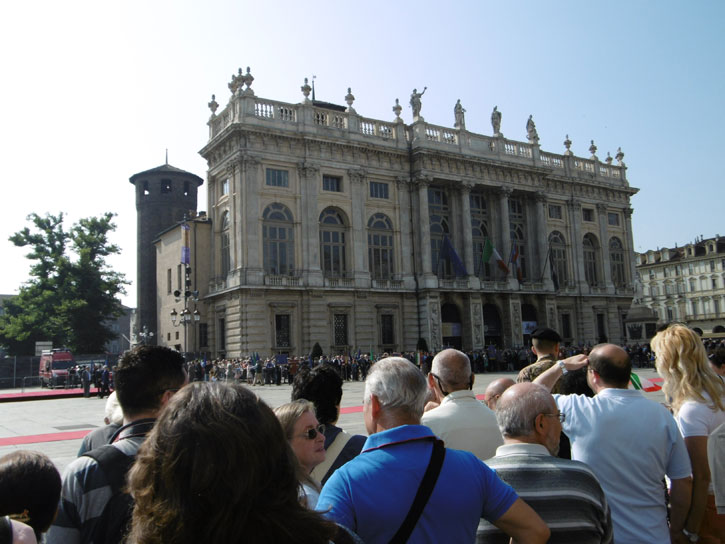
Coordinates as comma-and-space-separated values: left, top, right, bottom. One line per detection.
0, 450, 61, 534
291, 364, 342, 425
532, 338, 558, 353
589, 345, 631, 387
115, 346, 186, 418
709, 347, 725, 369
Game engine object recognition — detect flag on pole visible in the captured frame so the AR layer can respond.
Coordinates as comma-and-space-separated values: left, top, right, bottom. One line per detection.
509, 240, 522, 282
630, 372, 662, 392
181, 223, 191, 265
440, 236, 468, 277
482, 238, 509, 274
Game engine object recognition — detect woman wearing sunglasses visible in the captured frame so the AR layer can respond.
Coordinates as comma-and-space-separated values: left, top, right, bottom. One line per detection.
275, 400, 327, 509
651, 324, 725, 543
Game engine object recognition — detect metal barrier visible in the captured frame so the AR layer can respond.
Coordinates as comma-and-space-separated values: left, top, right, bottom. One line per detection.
22, 375, 41, 393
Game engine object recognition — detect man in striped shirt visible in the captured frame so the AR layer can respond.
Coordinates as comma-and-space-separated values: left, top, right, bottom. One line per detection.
477, 382, 613, 543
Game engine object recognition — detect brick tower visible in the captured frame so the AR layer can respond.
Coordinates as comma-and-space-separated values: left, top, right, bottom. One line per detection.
129, 163, 203, 343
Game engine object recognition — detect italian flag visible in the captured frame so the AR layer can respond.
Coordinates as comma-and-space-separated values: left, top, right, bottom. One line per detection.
482, 238, 509, 274
630, 372, 662, 392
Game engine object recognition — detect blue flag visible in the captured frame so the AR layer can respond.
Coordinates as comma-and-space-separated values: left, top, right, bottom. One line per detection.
440, 236, 467, 277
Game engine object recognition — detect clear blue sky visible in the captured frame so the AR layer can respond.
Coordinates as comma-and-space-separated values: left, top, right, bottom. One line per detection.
2, 0, 723, 307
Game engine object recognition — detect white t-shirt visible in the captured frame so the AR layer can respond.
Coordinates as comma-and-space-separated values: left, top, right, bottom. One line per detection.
676, 393, 725, 495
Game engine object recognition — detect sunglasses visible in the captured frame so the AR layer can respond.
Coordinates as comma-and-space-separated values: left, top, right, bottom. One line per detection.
299, 424, 326, 440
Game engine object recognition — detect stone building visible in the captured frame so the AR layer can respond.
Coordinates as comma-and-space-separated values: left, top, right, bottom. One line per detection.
155, 215, 212, 355
129, 163, 203, 342
195, 69, 638, 357
636, 235, 725, 336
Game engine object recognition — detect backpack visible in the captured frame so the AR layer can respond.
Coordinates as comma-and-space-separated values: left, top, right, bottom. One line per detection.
83, 445, 135, 544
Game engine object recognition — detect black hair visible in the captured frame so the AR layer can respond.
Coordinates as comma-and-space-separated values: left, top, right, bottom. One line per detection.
589, 346, 632, 387
0, 451, 61, 535
115, 345, 187, 418
291, 364, 342, 425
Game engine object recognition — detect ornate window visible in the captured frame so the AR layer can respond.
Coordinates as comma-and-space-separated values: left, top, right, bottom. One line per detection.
266, 168, 289, 187
220, 211, 231, 276
275, 314, 291, 348
333, 314, 348, 346
548, 231, 568, 286
509, 198, 527, 279
609, 237, 626, 287
471, 192, 491, 279
381, 314, 395, 346
367, 213, 394, 280
583, 233, 600, 287
263, 203, 294, 275
428, 187, 451, 277
320, 208, 348, 277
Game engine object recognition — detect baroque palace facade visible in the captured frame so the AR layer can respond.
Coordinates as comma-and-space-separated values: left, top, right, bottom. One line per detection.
194, 69, 638, 357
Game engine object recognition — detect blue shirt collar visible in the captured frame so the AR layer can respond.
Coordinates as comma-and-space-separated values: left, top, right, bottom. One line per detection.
362, 424, 435, 453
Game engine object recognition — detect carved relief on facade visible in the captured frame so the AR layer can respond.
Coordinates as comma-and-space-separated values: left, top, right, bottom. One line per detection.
429, 298, 440, 350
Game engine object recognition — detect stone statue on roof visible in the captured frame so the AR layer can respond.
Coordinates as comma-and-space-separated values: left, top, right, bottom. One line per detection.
454, 99, 466, 129
410, 87, 427, 118
526, 115, 539, 143
491, 106, 502, 135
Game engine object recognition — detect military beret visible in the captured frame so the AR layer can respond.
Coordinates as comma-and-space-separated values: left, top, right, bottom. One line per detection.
530, 327, 562, 342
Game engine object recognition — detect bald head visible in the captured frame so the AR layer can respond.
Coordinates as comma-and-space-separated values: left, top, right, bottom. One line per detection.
484, 378, 515, 410
431, 349, 472, 391
589, 343, 631, 388
496, 382, 561, 454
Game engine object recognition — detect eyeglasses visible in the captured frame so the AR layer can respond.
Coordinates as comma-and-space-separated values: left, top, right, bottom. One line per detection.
430, 373, 450, 396
298, 424, 325, 440
542, 412, 566, 423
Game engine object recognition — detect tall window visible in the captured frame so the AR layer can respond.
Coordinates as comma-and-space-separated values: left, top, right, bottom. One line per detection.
198, 323, 208, 348
509, 198, 527, 279
548, 231, 568, 286
381, 314, 395, 346
333, 314, 348, 346
370, 181, 389, 199
610, 237, 626, 287
471, 192, 491, 278
429, 187, 451, 277
263, 203, 294, 275
583, 233, 600, 287
275, 315, 291, 348
368, 213, 394, 280
221, 178, 229, 196
320, 208, 348, 277
220, 211, 231, 276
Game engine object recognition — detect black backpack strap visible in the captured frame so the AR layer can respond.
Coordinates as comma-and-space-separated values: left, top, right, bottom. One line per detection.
0, 516, 12, 544
388, 438, 446, 544
83, 444, 134, 491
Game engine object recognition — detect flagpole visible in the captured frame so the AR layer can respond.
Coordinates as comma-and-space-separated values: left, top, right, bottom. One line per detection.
539, 244, 551, 283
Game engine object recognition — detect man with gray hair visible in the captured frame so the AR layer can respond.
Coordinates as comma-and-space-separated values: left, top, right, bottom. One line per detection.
421, 349, 503, 460
317, 357, 549, 544
477, 382, 612, 543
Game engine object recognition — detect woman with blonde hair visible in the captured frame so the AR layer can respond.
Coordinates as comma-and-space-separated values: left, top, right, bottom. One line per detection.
651, 323, 725, 543
274, 400, 326, 510
126, 383, 354, 544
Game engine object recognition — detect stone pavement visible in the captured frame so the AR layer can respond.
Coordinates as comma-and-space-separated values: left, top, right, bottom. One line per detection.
0, 369, 666, 474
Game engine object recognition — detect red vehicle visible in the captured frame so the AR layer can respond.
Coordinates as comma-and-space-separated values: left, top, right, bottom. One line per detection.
39, 348, 74, 388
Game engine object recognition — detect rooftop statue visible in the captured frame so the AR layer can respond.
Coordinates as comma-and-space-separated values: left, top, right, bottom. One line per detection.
454, 99, 466, 129
410, 87, 427, 118
491, 106, 502, 135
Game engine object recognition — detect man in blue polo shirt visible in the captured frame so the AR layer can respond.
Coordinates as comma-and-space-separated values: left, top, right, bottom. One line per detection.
317, 356, 549, 544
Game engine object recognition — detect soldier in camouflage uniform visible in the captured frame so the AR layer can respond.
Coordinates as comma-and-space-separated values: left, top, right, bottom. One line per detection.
517, 327, 563, 394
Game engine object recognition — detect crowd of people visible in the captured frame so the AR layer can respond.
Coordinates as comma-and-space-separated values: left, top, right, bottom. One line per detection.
1, 324, 723, 543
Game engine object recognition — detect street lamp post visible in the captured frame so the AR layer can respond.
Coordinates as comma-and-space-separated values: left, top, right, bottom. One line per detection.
138, 325, 155, 345
170, 264, 200, 356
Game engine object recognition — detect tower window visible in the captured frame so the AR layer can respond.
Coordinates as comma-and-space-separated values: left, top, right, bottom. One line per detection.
184, 180, 190, 196
143, 180, 149, 196
161, 179, 172, 193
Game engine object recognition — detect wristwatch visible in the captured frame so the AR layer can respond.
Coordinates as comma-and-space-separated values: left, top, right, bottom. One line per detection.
556, 360, 568, 375
682, 528, 699, 542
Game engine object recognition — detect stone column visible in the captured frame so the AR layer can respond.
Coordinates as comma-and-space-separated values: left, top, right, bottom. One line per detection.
534, 192, 553, 288
298, 162, 322, 286
396, 177, 414, 281
243, 156, 263, 284
623, 207, 636, 287
227, 161, 240, 277
460, 183, 475, 277
349, 168, 368, 286
597, 203, 613, 292
416, 177, 433, 279
567, 198, 587, 289
497, 187, 513, 286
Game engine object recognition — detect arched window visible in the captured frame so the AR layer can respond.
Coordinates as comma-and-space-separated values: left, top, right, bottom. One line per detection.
583, 234, 600, 287
263, 203, 294, 275
220, 211, 231, 277
509, 198, 527, 280
319, 208, 348, 277
548, 231, 568, 286
609, 237, 626, 287
367, 213, 394, 280
470, 193, 491, 278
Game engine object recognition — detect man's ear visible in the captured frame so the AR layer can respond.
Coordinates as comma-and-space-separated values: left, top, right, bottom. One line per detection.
469, 374, 475, 389
427, 372, 436, 391
370, 394, 382, 420
531, 346, 539, 356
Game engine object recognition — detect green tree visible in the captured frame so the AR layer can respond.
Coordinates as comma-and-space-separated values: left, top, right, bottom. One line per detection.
0, 212, 127, 355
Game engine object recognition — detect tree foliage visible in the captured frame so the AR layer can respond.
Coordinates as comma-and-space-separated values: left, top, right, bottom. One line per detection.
0, 212, 127, 355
